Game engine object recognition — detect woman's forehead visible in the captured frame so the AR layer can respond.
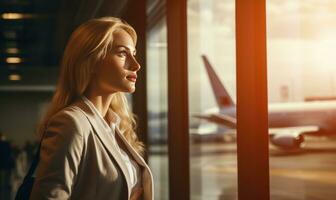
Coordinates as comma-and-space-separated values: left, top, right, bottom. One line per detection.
112, 29, 136, 51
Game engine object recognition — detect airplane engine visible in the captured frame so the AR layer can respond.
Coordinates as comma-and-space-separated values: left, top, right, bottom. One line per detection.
270, 134, 304, 149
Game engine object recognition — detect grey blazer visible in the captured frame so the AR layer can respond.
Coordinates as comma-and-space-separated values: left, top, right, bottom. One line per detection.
29, 100, 154, 200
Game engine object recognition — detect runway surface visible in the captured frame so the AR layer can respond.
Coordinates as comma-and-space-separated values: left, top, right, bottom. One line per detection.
149, 136, 336, 200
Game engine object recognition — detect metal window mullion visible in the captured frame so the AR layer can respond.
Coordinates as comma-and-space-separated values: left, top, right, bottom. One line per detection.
167, 0, 190, 199
236, 0, 270, 199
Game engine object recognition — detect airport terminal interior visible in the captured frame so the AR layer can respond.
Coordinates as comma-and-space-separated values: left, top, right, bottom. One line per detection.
1, 0, 336, 199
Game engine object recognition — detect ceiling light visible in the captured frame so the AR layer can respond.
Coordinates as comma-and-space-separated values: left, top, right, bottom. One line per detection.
8, 74, 21, 81
1, 13, 34, 20
6, 57, 22, 64
6, 48, 19, 54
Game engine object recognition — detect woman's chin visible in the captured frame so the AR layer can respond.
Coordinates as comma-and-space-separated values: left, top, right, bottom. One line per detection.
125, 86, 136, 93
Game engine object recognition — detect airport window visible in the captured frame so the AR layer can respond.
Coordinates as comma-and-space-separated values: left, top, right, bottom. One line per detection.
187, 0, 237, 199
4, 0, 335, 199
267, 1, 336, 199
163, 0, 270, 199
146, 18, 169, 200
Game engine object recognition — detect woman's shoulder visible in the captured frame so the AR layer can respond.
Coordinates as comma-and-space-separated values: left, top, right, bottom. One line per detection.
47, 105, 91, 137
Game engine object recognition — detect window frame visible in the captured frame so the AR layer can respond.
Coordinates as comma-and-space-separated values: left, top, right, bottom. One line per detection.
236, 0, 270, 199
166, 0, 190, 200
148, 0, 270, 199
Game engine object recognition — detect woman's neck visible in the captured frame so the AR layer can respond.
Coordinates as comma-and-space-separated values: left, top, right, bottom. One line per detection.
84, 80, 117, 120
84, 88, 115, 118
88, 95, 113, 117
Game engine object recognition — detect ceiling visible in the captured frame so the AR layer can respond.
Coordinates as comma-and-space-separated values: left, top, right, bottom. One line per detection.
0, 0, 129, 91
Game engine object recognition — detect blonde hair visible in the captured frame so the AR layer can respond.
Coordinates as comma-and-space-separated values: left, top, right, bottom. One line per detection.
39, 17, 144, 156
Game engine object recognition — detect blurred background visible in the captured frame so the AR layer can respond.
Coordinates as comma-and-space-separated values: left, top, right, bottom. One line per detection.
1, 0, 336, 199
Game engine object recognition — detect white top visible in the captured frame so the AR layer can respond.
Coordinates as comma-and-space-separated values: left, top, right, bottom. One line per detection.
81, 96, 142, 193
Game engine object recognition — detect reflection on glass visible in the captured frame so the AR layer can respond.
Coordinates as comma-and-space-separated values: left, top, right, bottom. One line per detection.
267, 1, 336, 199
146, 19, 169, 200
188, 0, 237, 199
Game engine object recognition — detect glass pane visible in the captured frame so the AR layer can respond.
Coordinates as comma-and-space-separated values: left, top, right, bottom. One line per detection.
146, 19, 169, 200
188, 0, 237, 199
267, 1, 336, 199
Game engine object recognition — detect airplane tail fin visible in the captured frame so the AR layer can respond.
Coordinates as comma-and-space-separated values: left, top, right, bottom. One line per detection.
202, 55, 235, 108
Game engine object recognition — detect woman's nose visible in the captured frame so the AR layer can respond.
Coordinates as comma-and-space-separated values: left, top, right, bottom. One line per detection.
129, 56, 141, 71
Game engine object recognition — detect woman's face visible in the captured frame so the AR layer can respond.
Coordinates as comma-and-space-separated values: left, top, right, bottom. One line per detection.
93, 29, 140, 94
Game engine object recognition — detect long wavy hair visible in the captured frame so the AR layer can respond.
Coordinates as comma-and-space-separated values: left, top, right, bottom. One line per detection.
38, 17, 144, 156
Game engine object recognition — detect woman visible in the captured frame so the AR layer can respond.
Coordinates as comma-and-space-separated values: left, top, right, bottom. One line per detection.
29, 17, 154, 200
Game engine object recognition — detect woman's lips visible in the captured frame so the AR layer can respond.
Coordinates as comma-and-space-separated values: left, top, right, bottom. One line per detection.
126, 74, 137, 82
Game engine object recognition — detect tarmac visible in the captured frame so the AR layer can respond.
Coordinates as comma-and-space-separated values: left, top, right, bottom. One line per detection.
149, 136, 336, 200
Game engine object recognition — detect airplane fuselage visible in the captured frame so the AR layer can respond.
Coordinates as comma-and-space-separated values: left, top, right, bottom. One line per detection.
221, 101, 336, 134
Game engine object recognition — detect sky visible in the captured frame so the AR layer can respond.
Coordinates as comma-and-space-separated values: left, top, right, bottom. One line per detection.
146, 0, 336, 113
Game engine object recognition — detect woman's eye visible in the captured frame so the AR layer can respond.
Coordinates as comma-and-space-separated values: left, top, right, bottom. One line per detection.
118, 51, 127, 57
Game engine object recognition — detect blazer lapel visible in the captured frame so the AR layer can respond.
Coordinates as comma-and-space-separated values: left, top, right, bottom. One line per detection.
72, 100, 132, 197
115, 127, 147, 167
115, 127, 154, 200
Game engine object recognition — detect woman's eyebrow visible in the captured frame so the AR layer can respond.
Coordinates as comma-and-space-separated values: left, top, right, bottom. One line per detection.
115, 45, 136, 54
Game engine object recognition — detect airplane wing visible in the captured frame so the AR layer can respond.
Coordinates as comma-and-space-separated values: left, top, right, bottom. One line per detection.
194, 112, 319, 137
193, 113, 236, 128
194, 113, 321, 148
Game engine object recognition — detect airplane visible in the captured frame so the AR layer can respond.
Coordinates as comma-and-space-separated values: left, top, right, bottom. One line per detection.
193, 55, 336, 149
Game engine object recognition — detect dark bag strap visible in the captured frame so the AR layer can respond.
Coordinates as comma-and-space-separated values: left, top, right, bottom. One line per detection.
22, 139, 42, 182
23, 127, 47, 181
15, 134, 44, 200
